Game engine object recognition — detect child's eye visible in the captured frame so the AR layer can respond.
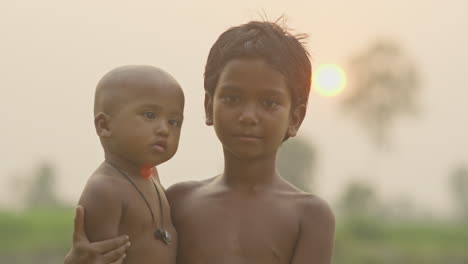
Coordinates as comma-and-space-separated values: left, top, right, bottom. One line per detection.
143, 111, 157, 119
168, 119, 181, 127
221, 95, 239, 104
263, 99, 279, 109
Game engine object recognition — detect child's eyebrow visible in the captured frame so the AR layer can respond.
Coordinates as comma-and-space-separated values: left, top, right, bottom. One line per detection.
262, 89, 288, 96
139, 103, 163, 110
139, 104, 184, 117
219, 85, 285, 93
218, 84, 241, 91
218, 84, 288, 98
168, 110, 184, 118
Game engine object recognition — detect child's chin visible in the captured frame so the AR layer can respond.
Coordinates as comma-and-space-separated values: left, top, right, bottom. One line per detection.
229, 149, 264, 160
146, 156, 170, 166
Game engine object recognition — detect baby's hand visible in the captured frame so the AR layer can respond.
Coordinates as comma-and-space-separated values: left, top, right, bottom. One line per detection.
64, 206, 131, 264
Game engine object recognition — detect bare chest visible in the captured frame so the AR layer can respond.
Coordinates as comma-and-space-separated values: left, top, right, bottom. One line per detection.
119, 183, 173, 232
118, 185, 177, 263
175, 194, 299, 264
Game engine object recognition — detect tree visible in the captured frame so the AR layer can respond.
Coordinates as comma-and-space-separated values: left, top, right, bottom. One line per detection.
341, 40, 420, 148
277, 137, 316, 192
338, 180, 379, 217
450, 165, 468, 219
25, 162, 61, 209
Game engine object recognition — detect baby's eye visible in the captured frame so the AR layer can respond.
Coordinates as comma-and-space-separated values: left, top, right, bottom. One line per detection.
143, 111, 157, 119
168, 119, 181, 127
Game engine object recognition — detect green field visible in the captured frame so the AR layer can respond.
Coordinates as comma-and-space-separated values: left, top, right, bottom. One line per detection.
334, 217, 468, 264
0, 208, 74, 263
1, 209, 467, 264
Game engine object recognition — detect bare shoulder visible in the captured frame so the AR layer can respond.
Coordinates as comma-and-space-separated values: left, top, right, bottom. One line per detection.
165, 177, 216, 204
165, 181, 200, 199
297, 193, 335, 225
284, 186, 335, 264
279, 180, 334, 223
79, 164, 127, 240
80, 166, 126, 203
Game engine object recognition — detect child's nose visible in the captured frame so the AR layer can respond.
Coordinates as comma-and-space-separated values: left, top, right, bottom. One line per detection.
238, 103, 259, 126
154, 119, 169, 136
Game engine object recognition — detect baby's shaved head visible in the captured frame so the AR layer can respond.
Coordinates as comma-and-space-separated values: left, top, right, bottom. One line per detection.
94, 65, 182, 116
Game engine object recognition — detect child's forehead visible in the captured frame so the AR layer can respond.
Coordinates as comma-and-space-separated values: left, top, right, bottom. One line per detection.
222, 58, 284, 78
103, 81, 184, 115
224, 57, 277, 70
127, 84, 184, 108
217, 58, 288, 90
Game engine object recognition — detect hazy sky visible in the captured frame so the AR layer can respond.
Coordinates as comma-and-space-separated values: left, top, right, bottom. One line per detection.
1, 0, 467, 215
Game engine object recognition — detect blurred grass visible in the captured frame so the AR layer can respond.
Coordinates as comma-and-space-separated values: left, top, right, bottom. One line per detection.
334, 216, 468, 264
0, 209, 467, 263
0, 208, 74, 253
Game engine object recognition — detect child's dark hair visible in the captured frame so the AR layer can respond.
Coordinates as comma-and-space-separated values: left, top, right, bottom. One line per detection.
204, 20, 312, 107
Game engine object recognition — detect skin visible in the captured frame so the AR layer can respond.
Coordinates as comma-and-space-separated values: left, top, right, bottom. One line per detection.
64, 206, 130, 264
74, 66, 184, 264
167, 58, 335, 264
65, 59, 335, 264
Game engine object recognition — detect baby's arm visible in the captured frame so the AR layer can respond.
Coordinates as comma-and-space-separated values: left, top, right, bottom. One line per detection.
290, 196, 335, 264
79, 178, 123, 242
64, 206, 130, 264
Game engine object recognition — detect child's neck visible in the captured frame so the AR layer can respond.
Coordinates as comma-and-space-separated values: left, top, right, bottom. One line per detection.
104, 152, 152, 180
221, 149, 279, 190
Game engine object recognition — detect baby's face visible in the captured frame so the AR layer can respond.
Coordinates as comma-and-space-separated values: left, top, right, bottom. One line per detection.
108, 80, 184, 168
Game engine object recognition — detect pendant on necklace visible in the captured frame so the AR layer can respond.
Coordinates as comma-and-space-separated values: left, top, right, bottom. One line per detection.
155, 228, 172, 245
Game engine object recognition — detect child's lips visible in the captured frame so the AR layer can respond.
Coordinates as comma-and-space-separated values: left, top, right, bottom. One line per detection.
151, 141, 167, 152
232, 134, 263, 142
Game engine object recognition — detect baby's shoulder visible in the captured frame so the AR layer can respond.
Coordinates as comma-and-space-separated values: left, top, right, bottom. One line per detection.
81, 166, 127, 200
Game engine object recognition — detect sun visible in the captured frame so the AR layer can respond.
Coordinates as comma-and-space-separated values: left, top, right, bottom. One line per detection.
312, 64, 346, 97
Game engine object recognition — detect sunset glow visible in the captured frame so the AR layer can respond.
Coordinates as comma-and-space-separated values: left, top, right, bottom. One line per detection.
313, 64, 346, 97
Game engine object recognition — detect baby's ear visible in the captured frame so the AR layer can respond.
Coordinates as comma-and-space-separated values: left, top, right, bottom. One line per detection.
204, 93, 214, 126
287, 104, 306, 138
94, 112, 112, 137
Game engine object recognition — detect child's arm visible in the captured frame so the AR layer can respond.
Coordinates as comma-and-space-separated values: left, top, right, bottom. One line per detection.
64, 206, 130, 264
290, 197, 335, 264
79, 179, 123, 242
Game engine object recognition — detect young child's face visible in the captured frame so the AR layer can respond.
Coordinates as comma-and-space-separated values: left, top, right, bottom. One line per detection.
209, 58, 294, 159
107, 81, 184, 168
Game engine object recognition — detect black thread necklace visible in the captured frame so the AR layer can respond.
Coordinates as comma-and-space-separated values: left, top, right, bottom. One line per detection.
106, 161, 172, 245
